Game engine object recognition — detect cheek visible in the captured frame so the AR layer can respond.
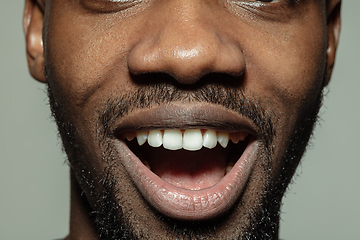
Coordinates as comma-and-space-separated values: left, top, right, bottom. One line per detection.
44, 5, 138, 108
259, 38, 326, 98
243, 20, 327, 111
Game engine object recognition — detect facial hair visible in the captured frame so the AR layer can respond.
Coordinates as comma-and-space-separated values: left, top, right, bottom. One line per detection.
47, 75, 323, 240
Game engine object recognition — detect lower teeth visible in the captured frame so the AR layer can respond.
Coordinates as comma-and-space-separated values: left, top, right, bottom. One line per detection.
226, 161, 235, 174
143, 160, 151, 170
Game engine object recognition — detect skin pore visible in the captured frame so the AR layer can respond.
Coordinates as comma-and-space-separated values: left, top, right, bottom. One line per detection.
24, 0, 341, 239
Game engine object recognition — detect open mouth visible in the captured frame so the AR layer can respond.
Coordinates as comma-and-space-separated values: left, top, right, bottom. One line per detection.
122, 129, 251, 190
110, 103, 259, 220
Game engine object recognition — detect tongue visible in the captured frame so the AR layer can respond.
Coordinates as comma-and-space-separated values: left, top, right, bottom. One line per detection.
144, 146, 229, 190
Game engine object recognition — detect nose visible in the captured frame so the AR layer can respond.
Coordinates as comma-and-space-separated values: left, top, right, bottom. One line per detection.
127, 0, 246, 84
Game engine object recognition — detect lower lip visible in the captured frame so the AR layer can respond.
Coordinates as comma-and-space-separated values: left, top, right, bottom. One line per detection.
114, 137, 258, 221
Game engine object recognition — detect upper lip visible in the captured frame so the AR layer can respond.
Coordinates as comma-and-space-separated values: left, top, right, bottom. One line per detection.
112, 102, 259, 136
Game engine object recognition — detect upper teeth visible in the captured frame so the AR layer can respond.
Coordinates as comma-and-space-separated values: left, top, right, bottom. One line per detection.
123, 129, 248, 151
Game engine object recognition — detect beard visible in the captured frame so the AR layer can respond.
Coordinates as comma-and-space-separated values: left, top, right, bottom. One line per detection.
47, 75, 323, 240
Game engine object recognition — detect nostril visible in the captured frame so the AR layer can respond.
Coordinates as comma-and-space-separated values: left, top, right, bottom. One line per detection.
128, 44, 215, 84
127, 11, 246, 85
127, 32, 246, 84
129, 72, 244, 91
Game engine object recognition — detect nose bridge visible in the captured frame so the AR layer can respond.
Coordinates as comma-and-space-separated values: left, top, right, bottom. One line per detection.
161, 0, 216, 49
160, 0, 220, 77
127, 0, 245, 84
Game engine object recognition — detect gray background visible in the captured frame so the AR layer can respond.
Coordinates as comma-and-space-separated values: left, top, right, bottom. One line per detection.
1, 0, 359, 239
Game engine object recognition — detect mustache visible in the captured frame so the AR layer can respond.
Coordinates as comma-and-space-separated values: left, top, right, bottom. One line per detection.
99, 81, 276, 149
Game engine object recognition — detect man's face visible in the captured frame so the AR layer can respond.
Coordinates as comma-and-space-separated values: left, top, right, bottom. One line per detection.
25, 0, 340, 239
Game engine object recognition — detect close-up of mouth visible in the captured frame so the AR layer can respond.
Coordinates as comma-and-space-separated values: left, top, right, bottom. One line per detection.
111, 103, 260, 221
122, 129, 252, 190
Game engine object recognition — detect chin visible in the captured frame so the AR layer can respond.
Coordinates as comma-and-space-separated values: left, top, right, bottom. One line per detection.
47, 81, 323, 239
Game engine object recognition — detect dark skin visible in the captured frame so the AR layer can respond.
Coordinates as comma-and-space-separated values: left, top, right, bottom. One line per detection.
24, 0, 341, 239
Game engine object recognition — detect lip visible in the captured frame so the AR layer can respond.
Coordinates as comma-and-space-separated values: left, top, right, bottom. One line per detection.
112, 102, 259, 134
110, 102, 260, 220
